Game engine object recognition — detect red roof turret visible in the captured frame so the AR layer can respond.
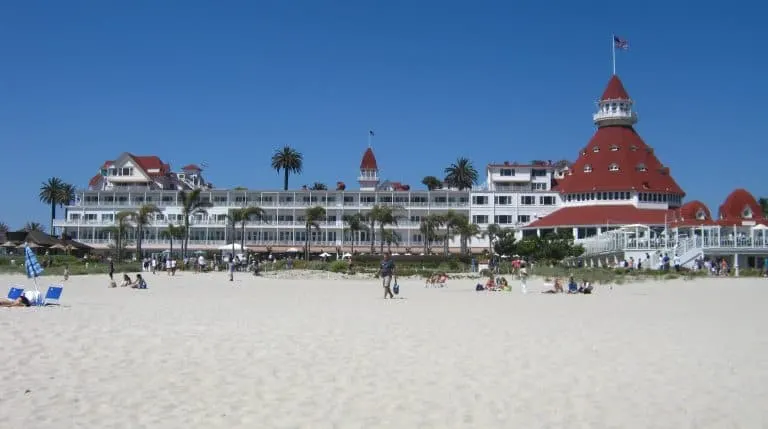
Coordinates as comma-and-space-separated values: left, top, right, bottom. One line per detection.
360, 148, 378, 170
600, 75, 631, 101
718, 189, 764, 221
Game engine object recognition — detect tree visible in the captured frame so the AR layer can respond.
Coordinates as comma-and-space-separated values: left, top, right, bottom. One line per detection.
421, 176, 443, 191
0, 221, 9, 235
39, 177, 65, 236
179, 189, 213, 258
271, 146, 303, 191
443, 157, 478, 191
493, 228, 518, 259
160, 224, 185, 257
453, 216, 481, 255
366, 205, 384, 254
304, 206, 327, 260
125, 204, 161, 259
375, 206, 398, 255
381, 229, 401, 253
59, 183, 76, 207
419, 214, 443, 255
309, 182, 327, 190
24, 222, 45, 232
439, 210, 464, 256
109, 211, 133, 262
759, 197, 768, 217
342, 213, 367, 254
485, 224, 503, 257
227, 206, 265, 257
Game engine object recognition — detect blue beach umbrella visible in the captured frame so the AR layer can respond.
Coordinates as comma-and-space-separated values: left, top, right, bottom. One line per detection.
24, 244, 44, 295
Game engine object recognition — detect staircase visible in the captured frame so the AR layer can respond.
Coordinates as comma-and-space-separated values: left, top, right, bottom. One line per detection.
674, 236, 703, 269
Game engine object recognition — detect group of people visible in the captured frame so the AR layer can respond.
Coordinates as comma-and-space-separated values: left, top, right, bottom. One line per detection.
541, 277, 593, 294
476, 261, 529, 293
113, 273, 148, 289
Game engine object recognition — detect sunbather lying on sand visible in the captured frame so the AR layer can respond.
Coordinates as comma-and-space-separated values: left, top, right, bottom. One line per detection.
542, 278, 564, 294
0, 296, 31, 307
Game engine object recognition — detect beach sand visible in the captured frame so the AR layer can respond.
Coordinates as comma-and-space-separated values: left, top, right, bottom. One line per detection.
1, 271, 767, 428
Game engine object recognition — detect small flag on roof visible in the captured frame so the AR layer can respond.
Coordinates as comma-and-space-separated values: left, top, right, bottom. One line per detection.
24, 244, 44, 279
614, 35, 629, 50
369, 130, 375, 136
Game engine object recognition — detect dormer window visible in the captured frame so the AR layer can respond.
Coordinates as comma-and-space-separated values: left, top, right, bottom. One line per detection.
630, 145, 638, 151
592, 146, 600, 153
636, 163, 647, 172
743, 207, 753, 219
581, 150, 586, 156
610, 145, 619, 151
695, 209, 706, 220
608, 163, 620, 172
583, 164, 593, 173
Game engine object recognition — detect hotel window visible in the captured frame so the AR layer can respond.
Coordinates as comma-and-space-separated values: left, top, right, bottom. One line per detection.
500, 168, 514, 176
531, 169, 547, 177
517, 215, 531, 223
262, 196, 274, 203
472, 196, 488, 205
520, 195, 535, 205
531, 182, 547, 191
494, 215, 513, 224
743, 207, 753, 219
583, 164, 592, 173
410, 215, 421, 222
592, 146, 600, 153
609, 163, 620, 172
344, 196, 355, 203
610, 145, 619, 151
102, 214, 114, 222
472, 215, 489, 224
69, 213, 81, 221
581, 150, 587, 156
630, 145, 638, 151
494, 196, 512, 205
539, 196, 556, 205
636, 163, 647, 172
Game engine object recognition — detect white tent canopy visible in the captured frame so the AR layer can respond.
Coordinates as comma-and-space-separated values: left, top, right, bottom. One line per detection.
218, 243, 244, 251
751, 224, 768, 230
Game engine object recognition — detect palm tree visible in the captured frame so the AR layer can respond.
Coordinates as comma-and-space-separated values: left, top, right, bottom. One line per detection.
109, 211, 133, 262
227, 206, 265, 257
419, 215, 443, 255
366, 205, 384, 254
485, 223, 503, 258
24, 222, 45, 232
304, 206, 327, 260
421, 176, 443, 191
309, 182, 327, 190
376, 206, 398, 255
39, 177, 65, 235
179, 189, 213, 258
160, 224, 185, 257
453, 217, 481, 255
58, 183, 76, 207
439, 210, 464, 256
126, 204, 161, 259
381, 229, 401, 253
271, 146, 303, 191
759, 197, 768, 217
443, 157, 478, 190
342, 213, 367, 254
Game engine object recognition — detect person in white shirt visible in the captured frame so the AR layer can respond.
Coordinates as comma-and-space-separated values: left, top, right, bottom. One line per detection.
197, 255, 206, 273
673, 255, 681, 272
519, 262, 528, 294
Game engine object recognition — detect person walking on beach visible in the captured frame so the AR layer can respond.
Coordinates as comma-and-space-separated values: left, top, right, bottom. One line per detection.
378, 251, 396, 299
108, 258, 115, 281
227, 253, 235, 282
519, 261, 528, 294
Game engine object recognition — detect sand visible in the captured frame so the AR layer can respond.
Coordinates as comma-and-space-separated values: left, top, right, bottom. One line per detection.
1, 271, 767, 428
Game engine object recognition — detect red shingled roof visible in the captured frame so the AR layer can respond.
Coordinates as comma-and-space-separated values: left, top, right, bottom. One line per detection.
527, 205, 675, 228
555, 126, 684, 195
718, 189, 764, 221
182, 164, 201, 172
88, 174, 103, 188
360, 148, 378, 170
600, 75, 631, 101
130, 155, 167, 176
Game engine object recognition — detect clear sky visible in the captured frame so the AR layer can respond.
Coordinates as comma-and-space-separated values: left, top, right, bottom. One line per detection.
1, 0, 765, 230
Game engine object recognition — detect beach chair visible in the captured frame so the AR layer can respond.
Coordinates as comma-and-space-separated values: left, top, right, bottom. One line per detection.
7, 286, 24, 300
41, 285, 64, 306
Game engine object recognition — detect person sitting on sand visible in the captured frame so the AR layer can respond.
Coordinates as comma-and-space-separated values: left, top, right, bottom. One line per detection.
485, 277, 497, 291
0, 296, 31, 307
542, 278, 564, 294
131, 274, 148, 289
567, 277, 579, 294
120, 274, 133, 287
578, 280, 594, 294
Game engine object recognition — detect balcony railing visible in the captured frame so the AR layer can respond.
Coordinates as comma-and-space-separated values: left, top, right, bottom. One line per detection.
56, 219, 428, 228
71, 198, 471, 209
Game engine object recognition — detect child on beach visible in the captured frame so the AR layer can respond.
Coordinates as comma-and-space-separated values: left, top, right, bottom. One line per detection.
63, 265, 70, 281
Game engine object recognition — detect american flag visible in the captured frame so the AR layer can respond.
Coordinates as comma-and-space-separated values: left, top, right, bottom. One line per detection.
369, 130, 375, 136
614, 36, 629, 50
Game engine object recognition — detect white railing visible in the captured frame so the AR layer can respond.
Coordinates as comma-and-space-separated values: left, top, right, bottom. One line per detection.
579, 233, 768, 256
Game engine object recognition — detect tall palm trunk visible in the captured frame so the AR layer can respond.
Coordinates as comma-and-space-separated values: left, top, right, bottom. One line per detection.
305, 225, 311, 260
240, 222, 246, 255
137, 224, 143, 259
369, 220, 376, 253
50, 202, 56, 237
444, 226, 451, 256
379, 225, 385, 255
283, 170, 289, 191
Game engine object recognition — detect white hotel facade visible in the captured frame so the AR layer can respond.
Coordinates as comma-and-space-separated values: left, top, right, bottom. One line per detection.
55, 149, 562, 254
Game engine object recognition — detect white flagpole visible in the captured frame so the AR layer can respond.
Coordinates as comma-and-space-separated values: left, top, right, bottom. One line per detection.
368, 131, 373, 148
612, 34, 616, 75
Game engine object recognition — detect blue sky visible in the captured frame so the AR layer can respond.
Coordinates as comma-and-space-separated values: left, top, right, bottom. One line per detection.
1, 0, 765, 230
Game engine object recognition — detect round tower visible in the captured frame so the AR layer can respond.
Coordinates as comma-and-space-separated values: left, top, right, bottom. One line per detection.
593, 75, 638, 127
358, 148, 380, 191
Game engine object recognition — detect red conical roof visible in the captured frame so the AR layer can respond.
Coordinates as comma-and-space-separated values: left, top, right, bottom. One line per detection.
360, 148, 378, 170
718, 189, 764, 221
600, 75, 631, 101
555, 126, 684, 195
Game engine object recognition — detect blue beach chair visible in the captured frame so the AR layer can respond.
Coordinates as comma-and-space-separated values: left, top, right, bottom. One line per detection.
7, 286, 24, 300
42, 285, 64, 306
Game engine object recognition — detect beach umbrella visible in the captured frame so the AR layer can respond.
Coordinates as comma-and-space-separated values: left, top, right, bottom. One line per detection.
50, 243, 67, 250
286, 248, 299, 253
0, 241, 18, 248
319, 252, 331, 257
24, 244, 44, 302
342, 252, 352, 258
19, 242, 41, 249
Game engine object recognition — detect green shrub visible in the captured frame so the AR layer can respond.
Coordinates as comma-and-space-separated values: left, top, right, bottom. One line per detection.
328, 260, 348, 273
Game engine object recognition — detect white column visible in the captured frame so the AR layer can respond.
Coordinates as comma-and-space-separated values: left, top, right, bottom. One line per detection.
734, 253, 740, 277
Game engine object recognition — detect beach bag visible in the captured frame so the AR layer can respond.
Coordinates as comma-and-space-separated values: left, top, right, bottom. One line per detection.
393, 282, 400, 295
476, 283, 484, 291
